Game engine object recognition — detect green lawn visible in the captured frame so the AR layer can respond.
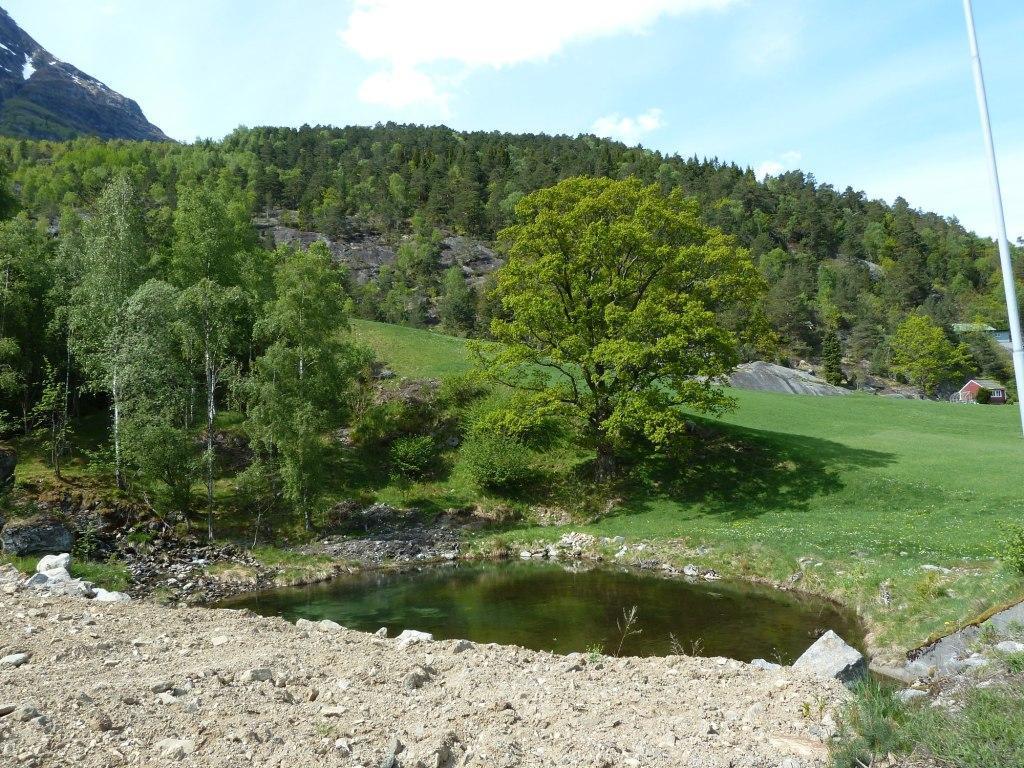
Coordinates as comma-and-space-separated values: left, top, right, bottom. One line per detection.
349, 320, 1024, 656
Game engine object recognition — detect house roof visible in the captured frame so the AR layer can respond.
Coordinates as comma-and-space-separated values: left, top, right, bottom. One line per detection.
966, 378, 1005, 390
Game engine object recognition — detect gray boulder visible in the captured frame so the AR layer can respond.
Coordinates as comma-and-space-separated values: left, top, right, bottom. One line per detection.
36, 553, 70, 573
749, 658, 782, 671
792, 630, 866, 684
1, 516, 74, 555
93, 587, 131, 603
995, 640, 1024, 654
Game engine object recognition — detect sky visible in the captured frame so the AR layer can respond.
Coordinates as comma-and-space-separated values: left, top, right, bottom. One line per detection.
6, 0, 1024, 240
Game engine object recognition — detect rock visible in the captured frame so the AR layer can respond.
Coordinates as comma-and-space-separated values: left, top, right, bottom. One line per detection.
91, 711, 114, 731
452, 639, 473, 653
93, 587, 131, 602
0, 652, 30, 667
792, 630, 866, 684
241, 668, 274, 683
404, 666, 430, 689
380, 734, 404, 768
154, 737, 195, 759
374, 627, 388, 638
682, 564, 699, 577
1, 516, 74, 555
318, 619, 343, 632
703, 569, 721, 581
395, 629, 433, 649
0, 704, 15, 717
896, 689, 928, 704
210, 635, 230, 646
150, 681, 174, 694
36, 553, 70, 573
749, 658, 781, 671
15, 706, 40, 722
322, 706, 347, 717
156, 692, 178, 705
728, 361, 849, 397
995, 640, 1024, 654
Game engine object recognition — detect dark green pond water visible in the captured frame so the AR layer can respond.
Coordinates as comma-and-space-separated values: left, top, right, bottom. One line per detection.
222, 561, 861, 662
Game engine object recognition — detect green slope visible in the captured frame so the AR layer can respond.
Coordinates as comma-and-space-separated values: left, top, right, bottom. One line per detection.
351, 320, 1024, 653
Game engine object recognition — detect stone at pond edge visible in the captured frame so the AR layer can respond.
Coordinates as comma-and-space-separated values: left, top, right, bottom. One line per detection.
749, 658, 781, 671
792, 630, 866, 684
1, 516, 74, 555
36, 553, 70, 573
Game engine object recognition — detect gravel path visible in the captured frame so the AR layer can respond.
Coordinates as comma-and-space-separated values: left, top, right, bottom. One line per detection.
0, 571, 847, 767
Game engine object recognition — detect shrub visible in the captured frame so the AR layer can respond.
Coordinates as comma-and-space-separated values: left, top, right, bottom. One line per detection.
389, 435, 439, 479
976, 387, 991, 404
437, 372, 489, 408
1001, 523, 1024, 575
470, 393, 567, 449
462, 435, 539, 492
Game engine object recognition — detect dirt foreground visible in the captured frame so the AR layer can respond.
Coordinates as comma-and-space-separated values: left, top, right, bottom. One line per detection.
0, 569, 847, 768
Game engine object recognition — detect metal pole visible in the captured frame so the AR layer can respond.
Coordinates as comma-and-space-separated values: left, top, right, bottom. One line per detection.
963, 0, 1024, 435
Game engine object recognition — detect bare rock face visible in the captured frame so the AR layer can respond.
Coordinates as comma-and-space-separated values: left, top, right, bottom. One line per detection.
792, 630, 866, 684
0, 8, 168, 141
256, 212, 503, 287
728, 362, 850, 397
0, 515, 74, 555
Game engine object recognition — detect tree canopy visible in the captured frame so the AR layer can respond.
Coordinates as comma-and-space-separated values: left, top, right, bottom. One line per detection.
481, 177, 765, 476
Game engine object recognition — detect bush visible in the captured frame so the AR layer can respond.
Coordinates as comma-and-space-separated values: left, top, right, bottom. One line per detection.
470, 393, 567, 449
1001, 523, 1024, 575
389, 435, 439, 479
437, 372, 489, 408
462, 435, 539, 492
976, 386, 992, 404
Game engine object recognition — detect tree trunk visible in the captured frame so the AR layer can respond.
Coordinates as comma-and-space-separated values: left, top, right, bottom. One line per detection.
112, 369, 123, 490
205, 346, 215, 542
594, 440, 616, 481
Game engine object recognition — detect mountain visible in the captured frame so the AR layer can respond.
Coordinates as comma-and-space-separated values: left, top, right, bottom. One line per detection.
0, 7, 167, 141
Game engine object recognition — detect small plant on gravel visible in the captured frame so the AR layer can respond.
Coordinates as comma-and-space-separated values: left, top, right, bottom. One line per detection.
585, 644, 604, 663
614, 605, 642, 656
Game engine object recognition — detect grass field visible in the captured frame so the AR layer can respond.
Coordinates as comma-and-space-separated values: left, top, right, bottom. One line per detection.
349, 320, 1024, 655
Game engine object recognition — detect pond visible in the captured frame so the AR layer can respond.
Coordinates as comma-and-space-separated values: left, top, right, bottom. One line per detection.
222, 561, 861, 663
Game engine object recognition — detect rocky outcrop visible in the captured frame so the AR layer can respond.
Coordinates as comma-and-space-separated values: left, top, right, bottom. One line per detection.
728, 361, 850, 397
0, 515, 74, 555
255, 211, 502, 286
0, 8, 168, 141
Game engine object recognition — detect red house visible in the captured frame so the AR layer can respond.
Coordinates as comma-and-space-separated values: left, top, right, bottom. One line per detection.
952, 378, 1007, 404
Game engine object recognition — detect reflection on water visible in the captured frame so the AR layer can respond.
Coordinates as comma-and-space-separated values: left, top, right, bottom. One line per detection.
221, 561, 861, 663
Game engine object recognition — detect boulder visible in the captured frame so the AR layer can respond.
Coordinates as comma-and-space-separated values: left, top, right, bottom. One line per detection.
1, 516, 74, 555
749, 658, 782, 671
792, 630, 866, 684
93, 588, 131, 603
395, 629, 433, 649
36, 553, 70, 573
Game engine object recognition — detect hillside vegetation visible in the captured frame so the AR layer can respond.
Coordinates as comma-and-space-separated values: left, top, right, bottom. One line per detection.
351, 320, 1024, 652
1, 124, 1019, 378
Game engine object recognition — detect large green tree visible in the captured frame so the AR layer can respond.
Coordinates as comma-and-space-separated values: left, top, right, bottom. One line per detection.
70, 173, 147, 488
889, 314, 970, 396
481, 176, 765, 477
245, 243, 364, 530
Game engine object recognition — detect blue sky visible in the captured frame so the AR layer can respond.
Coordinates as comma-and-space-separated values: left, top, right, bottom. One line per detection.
7, 0, 1024, 239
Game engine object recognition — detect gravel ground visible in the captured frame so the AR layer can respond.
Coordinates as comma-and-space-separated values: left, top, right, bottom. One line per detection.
0, 568, 847, 768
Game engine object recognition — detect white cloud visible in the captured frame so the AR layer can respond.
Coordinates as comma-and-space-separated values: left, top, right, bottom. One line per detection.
755, 150, 801, 179
591, 108, 665, 144
340, 0, 739, 108
357, 66, 450, 111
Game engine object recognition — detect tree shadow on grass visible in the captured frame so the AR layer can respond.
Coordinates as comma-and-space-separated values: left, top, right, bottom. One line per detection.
611, 420, 896, 523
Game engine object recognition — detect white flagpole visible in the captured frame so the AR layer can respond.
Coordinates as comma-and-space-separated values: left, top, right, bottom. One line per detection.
963, 0, 1024, 435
